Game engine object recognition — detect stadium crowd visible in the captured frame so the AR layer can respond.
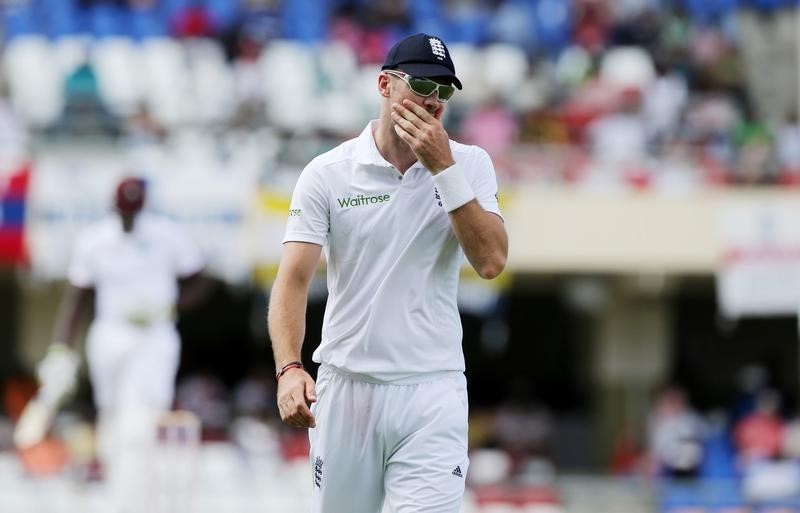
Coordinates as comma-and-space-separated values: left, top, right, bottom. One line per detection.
0, 0, 798, 188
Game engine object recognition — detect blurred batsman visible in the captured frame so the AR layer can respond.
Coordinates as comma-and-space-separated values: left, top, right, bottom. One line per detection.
14, 177, 208, 512
269, 33, 508, 513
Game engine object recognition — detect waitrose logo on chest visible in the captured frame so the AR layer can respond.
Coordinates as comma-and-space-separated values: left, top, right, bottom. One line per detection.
337, 193, 391, 208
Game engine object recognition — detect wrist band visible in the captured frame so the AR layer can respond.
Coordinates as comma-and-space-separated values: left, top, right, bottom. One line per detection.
276, 361, 304, 381
431, 165, 475, 213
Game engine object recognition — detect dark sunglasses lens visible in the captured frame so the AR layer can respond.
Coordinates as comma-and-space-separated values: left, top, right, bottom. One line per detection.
437, 84, 455, 101
407, 77, 438, 96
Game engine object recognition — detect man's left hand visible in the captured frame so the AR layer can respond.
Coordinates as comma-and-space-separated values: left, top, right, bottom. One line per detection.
391, 100, 455, 174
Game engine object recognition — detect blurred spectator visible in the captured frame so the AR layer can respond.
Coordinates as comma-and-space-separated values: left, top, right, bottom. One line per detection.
653, 139, 706, 191
329, 1, 406, 65
610, 10, 661, 61
684, 93, 740, 175
492, 402, 554, 472
699, 410, 738, 479
729, 364, 770, 425
776, 110, 800, 183
460, 95, 518, 160
232, 366, 277, 420
733, 388, 784, 466
584, 87, 650, 187
53, 60, 120, 137
172, 0, 215, 38
781, 411, 800, 460
588, 87, 648, 162
731, 115, 774, 185
122, 103, 167, 145
228, 25, 267, 129
573, 0, 612, 57
610, 421, 643, 475
646, 385, 707, 478
642, 62, 688, 147
175, 372, 231, 439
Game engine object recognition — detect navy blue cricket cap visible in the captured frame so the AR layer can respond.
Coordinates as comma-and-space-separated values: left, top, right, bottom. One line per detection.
381, 33, 462, 90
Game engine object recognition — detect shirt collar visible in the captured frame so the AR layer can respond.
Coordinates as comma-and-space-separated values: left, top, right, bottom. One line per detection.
354, 120, 431, 173
354, 120, 395, 167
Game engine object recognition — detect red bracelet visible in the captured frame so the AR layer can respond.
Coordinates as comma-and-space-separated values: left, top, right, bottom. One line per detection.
276, 361, 304, 381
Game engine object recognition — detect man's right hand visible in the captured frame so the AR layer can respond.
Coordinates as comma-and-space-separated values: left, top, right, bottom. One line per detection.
277, 368, 317, 428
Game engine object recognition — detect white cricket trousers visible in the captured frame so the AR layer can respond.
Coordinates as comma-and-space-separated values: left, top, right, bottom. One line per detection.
309, 364, 470, 513
86, 320, 180, 513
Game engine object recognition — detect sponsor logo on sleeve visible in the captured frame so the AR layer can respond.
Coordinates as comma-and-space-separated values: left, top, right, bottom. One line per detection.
289, 208, 302, 217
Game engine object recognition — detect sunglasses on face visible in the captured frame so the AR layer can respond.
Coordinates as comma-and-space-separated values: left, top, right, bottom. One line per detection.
384, 70, 456, 103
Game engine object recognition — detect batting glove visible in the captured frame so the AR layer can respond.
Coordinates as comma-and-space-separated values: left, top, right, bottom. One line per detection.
35, 342, 80, 408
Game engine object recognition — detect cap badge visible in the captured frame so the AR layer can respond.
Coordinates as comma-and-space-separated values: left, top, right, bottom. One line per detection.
429, 38, 446, 61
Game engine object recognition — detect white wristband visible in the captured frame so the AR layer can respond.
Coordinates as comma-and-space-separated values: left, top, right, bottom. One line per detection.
431, 165, 475, 212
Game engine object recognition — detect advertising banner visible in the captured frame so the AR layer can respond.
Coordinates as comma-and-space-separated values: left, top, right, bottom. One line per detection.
0, 163, 29, 265
717, 200, 800, 318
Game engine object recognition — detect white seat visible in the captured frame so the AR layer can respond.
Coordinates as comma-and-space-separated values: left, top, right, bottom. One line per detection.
448, 42, 491, 105
318, 41, 359, 91
260, 40, 317, 131
482, 43, 529, 100
600, 46, 655, 91
355, 64, 383, 120
318, 91, 366, 135
92, 36, 145, 117
185, 39, 236, 124
316, 41, 364, 134
3, 36, 64, 127
468, 448, 513, 486
139, 37, 192, 127
52, 35, 92, 77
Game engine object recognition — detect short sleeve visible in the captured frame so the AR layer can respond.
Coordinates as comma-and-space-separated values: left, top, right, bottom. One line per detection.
470, 149, 503, 219
282, 163, 329, 246
67, 231, 95, 288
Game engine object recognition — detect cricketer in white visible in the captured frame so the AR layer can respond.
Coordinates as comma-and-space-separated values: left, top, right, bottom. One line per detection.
268, 33, 508, 513
16, 177, 210, 513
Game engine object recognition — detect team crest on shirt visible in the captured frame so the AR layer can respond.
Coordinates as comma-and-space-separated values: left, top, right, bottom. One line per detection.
434, 186, 442, 207
314, 456, 324, 488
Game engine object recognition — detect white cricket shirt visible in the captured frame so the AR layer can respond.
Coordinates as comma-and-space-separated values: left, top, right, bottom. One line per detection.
283, 121, 502, 381
69, 213, 204, 325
